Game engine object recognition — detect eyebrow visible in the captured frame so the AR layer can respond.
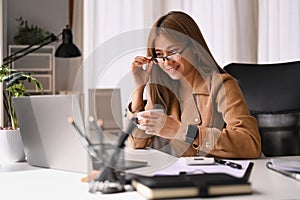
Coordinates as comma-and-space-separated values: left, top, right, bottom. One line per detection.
155, 45, 181, 52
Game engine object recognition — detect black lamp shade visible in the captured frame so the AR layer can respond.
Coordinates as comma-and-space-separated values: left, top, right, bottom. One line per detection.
55, 26, 81, 58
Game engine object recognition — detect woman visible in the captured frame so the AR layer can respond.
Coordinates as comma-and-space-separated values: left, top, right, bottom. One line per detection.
127, 11, 261, 158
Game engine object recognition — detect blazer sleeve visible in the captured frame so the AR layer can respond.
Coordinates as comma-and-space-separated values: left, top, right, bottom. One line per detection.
126, 100, 155, 149
193, 74, 261, 158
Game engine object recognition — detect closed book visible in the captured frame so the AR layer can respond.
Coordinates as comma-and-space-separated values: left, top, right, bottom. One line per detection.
131, 162, 254, 199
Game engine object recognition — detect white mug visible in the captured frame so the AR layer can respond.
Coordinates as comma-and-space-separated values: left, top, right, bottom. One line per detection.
136, 109, 164, 120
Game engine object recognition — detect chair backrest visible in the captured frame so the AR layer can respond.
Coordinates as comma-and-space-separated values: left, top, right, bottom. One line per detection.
224, 61, 300, 156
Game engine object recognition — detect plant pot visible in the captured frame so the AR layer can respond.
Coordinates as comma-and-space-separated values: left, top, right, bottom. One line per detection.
0, 129, 25, 163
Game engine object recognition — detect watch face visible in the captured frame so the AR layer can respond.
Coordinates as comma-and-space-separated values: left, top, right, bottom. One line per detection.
186, 125, 198, 143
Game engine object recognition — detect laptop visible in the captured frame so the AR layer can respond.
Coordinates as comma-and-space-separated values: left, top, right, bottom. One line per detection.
88, 88, 123, 134
13, 94, 148, 173
13, 95, 91, 173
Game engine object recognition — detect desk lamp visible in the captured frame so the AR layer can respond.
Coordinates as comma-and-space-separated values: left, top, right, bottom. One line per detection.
54, 25, 81, 58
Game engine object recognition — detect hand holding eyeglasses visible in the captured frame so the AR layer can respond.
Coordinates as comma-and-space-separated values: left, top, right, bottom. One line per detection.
131, 56, 154, 87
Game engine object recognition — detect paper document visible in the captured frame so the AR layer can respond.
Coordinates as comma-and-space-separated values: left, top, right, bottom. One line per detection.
271, 157, 300, 172
155, 157, 250, 178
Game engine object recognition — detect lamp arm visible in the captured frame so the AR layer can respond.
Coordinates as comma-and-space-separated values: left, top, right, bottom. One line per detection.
3, 33, 59, 66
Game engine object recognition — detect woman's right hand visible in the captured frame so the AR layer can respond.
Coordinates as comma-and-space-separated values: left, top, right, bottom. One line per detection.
131, 56, 153, 87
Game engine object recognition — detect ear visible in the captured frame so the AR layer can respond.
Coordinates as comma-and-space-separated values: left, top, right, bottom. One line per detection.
192, 47, 203, 63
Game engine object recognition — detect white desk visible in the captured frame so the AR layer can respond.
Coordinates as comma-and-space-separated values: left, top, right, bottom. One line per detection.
1, 149, 300, 200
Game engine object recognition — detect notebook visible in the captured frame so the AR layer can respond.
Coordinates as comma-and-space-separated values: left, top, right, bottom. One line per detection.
131, 162, 254, 199
88, 88, 123, 134
13, 95, 91, 173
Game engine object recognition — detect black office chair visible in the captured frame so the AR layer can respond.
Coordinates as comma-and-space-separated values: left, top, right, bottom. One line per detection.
224, 60, 300, 157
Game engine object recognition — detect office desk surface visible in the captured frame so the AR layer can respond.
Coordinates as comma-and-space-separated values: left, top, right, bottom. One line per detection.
1, 149, 300, 200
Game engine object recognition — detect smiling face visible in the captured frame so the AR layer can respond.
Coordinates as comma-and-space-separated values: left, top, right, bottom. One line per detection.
154, 35, 197, 83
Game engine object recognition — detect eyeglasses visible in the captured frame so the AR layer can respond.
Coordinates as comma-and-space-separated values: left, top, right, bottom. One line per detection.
151, 44, 189, 64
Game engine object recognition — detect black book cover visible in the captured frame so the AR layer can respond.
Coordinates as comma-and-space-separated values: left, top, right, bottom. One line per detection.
131, 162, 254, 199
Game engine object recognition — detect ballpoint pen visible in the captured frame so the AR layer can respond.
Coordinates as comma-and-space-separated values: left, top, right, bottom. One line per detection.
215, 159, 242, 169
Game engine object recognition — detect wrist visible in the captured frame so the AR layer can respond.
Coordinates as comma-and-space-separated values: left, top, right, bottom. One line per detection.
134, 84, 146, 93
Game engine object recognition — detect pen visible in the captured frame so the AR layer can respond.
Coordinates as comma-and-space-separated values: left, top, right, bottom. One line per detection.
266, 162, 300, 181
88, 116, 106, 161
68, 117, 97, 159
89, 116, 104, 143
68, 117, 92, 146
215, 159, 242, 169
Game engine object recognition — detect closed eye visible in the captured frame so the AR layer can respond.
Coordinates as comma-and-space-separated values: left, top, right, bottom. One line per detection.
155, 52, 163, 57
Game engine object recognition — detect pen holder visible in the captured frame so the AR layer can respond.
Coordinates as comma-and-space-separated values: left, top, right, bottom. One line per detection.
88, 142, 128, 194
90, 142, 126, 170
86, 124, 127, 171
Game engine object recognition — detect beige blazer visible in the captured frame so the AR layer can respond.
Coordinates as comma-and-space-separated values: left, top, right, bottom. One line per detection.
127, 71, 261, 159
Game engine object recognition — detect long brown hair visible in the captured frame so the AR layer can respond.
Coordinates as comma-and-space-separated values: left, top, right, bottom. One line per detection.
146, 11, 223, 116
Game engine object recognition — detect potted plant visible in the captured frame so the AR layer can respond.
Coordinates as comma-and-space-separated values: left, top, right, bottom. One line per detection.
0, 64, 42, 163
13, 17, 51, 45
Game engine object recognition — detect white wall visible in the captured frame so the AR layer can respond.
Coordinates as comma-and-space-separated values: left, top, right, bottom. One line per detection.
5, 0, 68, 53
